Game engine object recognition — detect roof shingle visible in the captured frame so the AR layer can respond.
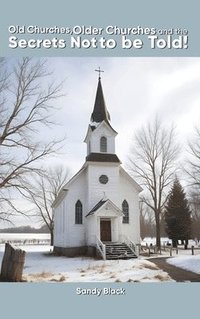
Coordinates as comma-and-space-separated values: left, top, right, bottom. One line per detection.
90, 78, 110, 123
86, 153, 121, 163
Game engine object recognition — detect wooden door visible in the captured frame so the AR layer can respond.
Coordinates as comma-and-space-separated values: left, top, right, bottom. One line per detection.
100, 220, 111, 242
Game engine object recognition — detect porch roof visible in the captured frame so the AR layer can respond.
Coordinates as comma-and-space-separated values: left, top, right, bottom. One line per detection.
86, 198, 124, 217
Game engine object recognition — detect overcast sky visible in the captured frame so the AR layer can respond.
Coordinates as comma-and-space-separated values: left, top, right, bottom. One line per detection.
4, 57, 200, 227
48, 57, 200, 174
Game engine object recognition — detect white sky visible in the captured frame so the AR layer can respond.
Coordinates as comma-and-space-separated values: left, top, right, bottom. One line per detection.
47, 57, 200, 174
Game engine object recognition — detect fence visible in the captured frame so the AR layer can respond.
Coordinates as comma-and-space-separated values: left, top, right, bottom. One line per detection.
140, 243, 200, 257
0, 238, 50, 246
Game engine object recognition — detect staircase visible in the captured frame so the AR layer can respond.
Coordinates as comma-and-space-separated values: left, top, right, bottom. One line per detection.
105, 242, 137, 260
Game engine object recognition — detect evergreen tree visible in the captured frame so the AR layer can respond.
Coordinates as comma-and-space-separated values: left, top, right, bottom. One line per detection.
165, 178, 191, 248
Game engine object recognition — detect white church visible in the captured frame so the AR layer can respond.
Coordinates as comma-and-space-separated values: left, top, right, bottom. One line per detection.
53, 73, 142, 260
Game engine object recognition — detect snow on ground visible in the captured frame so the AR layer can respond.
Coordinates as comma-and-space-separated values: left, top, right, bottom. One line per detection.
0, 245, 172, 283
167, 255, 200, 274
2, 242, 199, 282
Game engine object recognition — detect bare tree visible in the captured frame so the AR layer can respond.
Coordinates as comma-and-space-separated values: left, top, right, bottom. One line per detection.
185, 126, 200, 240
140, 201, 155, 240
20, 165, 70, 245
128, 118, 179, 248
187, 126, 200, 187
0, 58, 64, 222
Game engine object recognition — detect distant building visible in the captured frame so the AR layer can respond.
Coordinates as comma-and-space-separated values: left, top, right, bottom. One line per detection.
53, 74, 142, 259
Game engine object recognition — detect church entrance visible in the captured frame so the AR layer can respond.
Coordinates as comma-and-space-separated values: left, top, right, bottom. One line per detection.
100, 220, 111, 242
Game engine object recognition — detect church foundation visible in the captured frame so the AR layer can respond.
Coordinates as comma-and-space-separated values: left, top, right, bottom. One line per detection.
53, 246, 96, 257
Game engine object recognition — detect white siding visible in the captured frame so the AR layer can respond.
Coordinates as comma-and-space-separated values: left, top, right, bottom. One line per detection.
87, 163, 120, 211
54, 169, 87, 247
119, 171, 140, 245
86, 215, 97, 245
53, 200, 66, 247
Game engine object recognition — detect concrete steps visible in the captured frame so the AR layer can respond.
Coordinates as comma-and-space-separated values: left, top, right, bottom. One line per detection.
105, 242, 137, 260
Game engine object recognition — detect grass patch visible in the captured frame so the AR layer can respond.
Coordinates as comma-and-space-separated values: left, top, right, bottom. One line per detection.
154, 274, 169, 281
143, 263, 159, 270
80, 269, 85, 274
127, 278, 134, 282
127, 278, 140, 282
85, 263, 106, 273
31, 271, 53, 279
59, 275, 66, 282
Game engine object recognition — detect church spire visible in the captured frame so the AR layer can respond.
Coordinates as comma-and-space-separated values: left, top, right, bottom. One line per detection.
90, 72, 110, 123
84, 71, 119, 160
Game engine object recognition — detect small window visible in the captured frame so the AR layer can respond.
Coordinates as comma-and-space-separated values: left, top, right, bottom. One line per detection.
100, 136, 107, 152
75, 200, 83, 224
99, 175, 109, 184
122, 200, 129, 224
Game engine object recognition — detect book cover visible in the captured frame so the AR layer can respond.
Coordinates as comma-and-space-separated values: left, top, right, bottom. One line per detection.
0, 1, 199, 318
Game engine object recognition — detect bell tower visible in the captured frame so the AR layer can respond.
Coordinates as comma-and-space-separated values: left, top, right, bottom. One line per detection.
84, 69, 120, 163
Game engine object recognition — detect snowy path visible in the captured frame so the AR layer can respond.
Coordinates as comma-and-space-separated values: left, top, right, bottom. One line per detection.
150, 257, 200, 282
167, 255, 200, 276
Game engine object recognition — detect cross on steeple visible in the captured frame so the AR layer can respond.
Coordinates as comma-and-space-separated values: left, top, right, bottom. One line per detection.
95, 67, 104, 80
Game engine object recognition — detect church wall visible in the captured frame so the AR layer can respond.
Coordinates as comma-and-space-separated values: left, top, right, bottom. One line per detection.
87, 163, 120, 211
119, 172, 140, 245
86, 215, 97, 246
54, 169, 88, 248
54, 199, 68, 247
63, 169, 87, 247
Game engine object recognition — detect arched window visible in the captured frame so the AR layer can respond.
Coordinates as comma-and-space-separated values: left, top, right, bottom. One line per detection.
100, 136, 107, 152
122, 200, 129, 224
75, 200, 83, 224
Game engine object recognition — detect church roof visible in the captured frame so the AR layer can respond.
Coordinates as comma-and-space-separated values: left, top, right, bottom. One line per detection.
90, 77, 111, 123
86, 199, 107, 216
119, 166, 143, 192
86, 153, 121, 163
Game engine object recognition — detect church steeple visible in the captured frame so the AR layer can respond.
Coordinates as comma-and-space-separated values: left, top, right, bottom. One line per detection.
90, 77, 110, 123
84, 71, 120, 163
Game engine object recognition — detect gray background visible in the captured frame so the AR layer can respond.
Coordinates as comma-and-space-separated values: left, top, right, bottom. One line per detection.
0, 0, 199, 56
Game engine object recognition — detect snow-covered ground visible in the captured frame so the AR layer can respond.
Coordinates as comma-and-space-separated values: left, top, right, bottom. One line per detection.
0, 245, 172, 282
1, 241, 200, 282
167, 255, 200, 274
